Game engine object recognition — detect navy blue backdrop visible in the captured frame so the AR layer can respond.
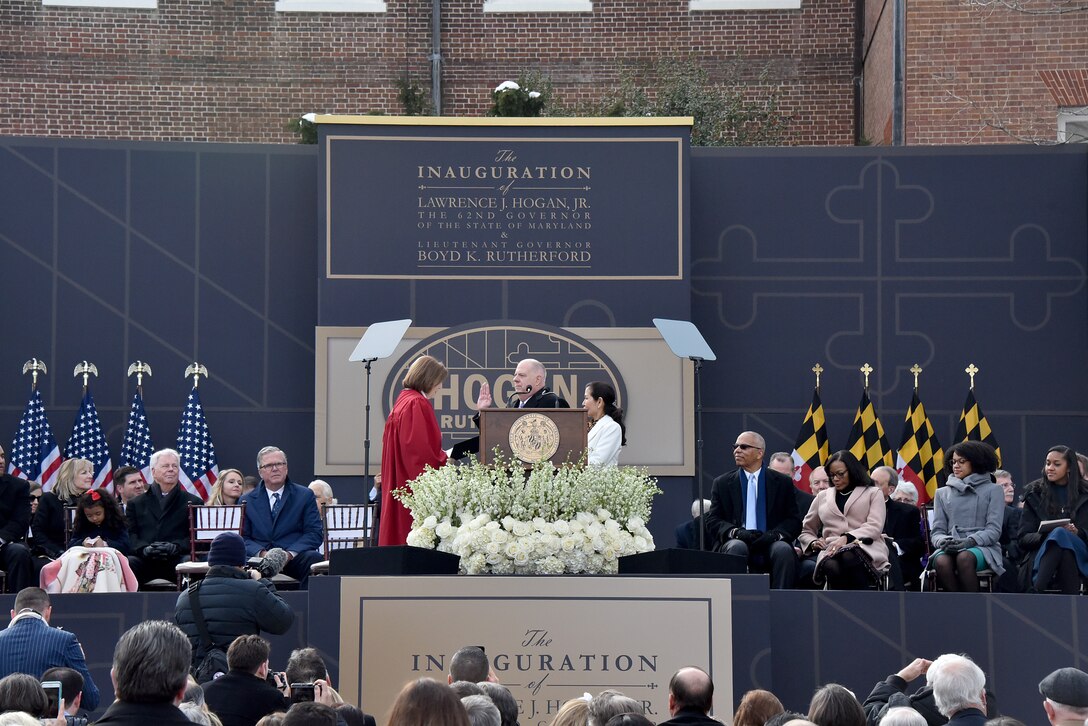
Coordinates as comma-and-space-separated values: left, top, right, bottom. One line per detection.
1, 138, 1086, 546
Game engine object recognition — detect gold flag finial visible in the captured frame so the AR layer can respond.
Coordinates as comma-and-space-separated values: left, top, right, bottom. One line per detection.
910, 364, 922, 390
184, 362, 209, 388
127, 361, 153, 388
21, 359, 48, 389
73, 361, 99, 390
812, 363, 824, 390
860, 363, 873, 390
965, 363, 979, 390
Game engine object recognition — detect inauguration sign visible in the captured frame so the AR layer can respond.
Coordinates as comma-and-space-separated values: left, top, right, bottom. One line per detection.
318, 117, 691, 280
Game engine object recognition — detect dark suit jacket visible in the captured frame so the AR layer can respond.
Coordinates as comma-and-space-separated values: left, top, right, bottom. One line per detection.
31, 489, 67, 557
0, 474, 31, 546
91, 699, 193, 725
240, 479, 323, 557
658, 707, 724, 725
453, 386, 571, 458
126, 483, 204, 554
0, 614, 99, 710
884, 498, 924, 581
202, 669, 289, 726
704, 467, 801, 545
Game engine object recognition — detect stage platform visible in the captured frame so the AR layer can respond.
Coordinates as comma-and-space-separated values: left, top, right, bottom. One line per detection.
1, 575, 1084, 724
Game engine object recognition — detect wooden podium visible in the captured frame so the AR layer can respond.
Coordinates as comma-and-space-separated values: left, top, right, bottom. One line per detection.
478, 408, 588, 466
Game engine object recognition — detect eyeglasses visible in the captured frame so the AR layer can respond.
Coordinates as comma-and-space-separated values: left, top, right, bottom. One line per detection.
830, 471, 849, 479
950, 458, 968, 466
259, 461, 287, 471
733, 443, 762, 451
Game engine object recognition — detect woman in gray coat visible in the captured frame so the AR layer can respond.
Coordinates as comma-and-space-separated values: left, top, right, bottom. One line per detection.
930, 441, 1005, 591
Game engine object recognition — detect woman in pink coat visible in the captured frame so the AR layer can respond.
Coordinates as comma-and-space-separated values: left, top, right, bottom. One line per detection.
799, 450, 889, 589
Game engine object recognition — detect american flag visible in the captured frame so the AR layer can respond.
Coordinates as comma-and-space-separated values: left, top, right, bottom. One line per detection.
175, 387, 218, 500
8, 387, 63, 491
119, 390, 156, 484
65, 389, 114, 490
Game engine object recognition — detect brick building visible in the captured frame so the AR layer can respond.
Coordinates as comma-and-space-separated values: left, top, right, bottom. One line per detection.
2, 0, 857, 144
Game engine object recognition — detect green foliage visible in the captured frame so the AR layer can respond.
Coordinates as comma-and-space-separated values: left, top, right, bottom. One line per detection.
488, 71, 550, 117
285, 116, 317, 145
396, 76, 432, 116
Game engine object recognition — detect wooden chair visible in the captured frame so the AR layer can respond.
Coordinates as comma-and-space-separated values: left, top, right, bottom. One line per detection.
175, 503, 246, 588
310, 503, 377, 577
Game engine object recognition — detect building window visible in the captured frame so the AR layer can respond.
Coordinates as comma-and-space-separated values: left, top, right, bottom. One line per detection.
690, 0, 801, 8
484, 0, 592, 11
275, 0, 386, 12
42, 0, 156, 7
1058, 107, 1088, 143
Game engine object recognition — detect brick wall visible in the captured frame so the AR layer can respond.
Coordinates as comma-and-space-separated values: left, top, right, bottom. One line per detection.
0, 0, 856, 145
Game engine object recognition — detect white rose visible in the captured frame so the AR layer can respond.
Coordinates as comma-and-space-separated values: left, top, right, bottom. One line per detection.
553, 520, 571, 536
512, 521, 532, 537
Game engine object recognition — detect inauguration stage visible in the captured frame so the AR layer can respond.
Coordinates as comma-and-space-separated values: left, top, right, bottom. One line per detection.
2, 571, 1085, 724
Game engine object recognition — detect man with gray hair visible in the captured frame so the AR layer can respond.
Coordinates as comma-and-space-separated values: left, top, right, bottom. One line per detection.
878, 707, 927, 726
462, 694, 501, 726
448, 646, 493, 684
477, 682, 518, 726
927, 653, 987, 725
1038, 666, 1088, 725
93, 620, 193, 725
872, 466, 923, 590
588, 689, 645, 726
240, 446, 323, 587
127, 448, 204, 586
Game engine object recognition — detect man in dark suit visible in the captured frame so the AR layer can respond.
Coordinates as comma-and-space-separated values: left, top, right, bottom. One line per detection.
704, 431, 801, 589
0, 587, 99, 710
452, 358, 571, 459
126, 448, 204, 586
93, 621, 193, 725
658, 667, 723, 725
240, 446, 323, 588
0, 444, 36, 592
872, 466, 924, 590
202, 635, 289, 726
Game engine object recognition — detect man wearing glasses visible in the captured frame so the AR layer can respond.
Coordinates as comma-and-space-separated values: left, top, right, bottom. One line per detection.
128, 448, 204, 586
0, 445, 35, 592
240, 446, 323, 587
704, 431, 802, 588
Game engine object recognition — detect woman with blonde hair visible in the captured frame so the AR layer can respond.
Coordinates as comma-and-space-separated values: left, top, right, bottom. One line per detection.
378, 355, 450, 546
550, 697, 590, 726
207, 469, 245, 506
32, 457, 93, 558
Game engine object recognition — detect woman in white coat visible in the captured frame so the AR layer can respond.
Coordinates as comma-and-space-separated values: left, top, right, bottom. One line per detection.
582, 382, 626, 467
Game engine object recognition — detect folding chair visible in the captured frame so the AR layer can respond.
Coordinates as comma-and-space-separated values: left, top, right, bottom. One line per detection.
310, 503, 377, 577
176, 503, 246, 588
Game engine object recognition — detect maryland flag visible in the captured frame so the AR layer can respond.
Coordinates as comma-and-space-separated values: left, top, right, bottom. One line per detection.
896, 390, 943, 505
954, 389, 1001, 465
847, 389, 895, 470
790, 388, 829, 493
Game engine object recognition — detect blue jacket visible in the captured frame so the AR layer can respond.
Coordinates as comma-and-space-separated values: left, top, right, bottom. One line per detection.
0, 613, 99, 710
240, 479, 322, 557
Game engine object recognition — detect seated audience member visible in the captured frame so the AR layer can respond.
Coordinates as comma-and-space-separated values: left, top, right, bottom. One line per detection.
994, 470, 1022, 562
335, 704, 376, 726
283, 702, 338, 726
879, 707, 927, 726
449, 646, 493, 684
588, 690, 644, 726
202, 635, 289, 726
41, 666, 88, 726
181, 680, 221, 726
477, 682, 517, 726
659, 667, 721, 726
550, 697, 590, 726
799, 451, 889, 590
809, 467, 831, 495
450, 681, 485, 699
1018, 445, 1088, 594
891, 482, 919, 506
308, 480, 336, 509
32, 458, 94, 558
112, 466, 147, 516
0, 673, 48, 719
386, 678, 470, 726
68, 489, 129, 553
92, 620, 194, 725
243, 477, 260, 496
127, 448, 205, 586
930, 442, 1005, 592
872, 466, 924, 590
240, 447, 324, 588
927, 654, 987, 725
41, 490, 137, 593
1037, 667, 1088, 725
675, 499, 714, 550
734, 688, 784, 726
462, 694, 501, 726
208, 469, 245, 507
808, 683, 866, 726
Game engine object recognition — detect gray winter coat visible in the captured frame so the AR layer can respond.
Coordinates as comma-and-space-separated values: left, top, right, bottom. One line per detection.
931, 473, 1006, 574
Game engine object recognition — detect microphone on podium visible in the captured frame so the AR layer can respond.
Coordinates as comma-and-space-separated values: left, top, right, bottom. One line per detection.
508, 384, 533, 405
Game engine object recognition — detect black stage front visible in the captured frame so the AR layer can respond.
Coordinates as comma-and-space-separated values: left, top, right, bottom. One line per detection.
2, 577, 1084, 723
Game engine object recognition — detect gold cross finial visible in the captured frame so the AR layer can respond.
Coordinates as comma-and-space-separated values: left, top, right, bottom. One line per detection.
127, 361, 153, 389
965, 363, 979, 390
812, 363, 824, 389
21, 359, 48, 389
860, 363, 873, 389
72, 361, 99, 390
184, 362, 209, 388
910, 364, 922, 390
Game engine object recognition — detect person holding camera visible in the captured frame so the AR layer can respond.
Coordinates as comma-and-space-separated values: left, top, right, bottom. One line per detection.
175, 533, 295, 683
202, 635, 290, 726
126, 449, 204, 587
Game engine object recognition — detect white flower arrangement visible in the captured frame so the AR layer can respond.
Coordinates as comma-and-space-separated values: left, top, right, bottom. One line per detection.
395, 456, 660, 575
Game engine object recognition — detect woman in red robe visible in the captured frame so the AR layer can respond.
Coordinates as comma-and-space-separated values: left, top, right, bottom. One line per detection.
379, 354, 449, 546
